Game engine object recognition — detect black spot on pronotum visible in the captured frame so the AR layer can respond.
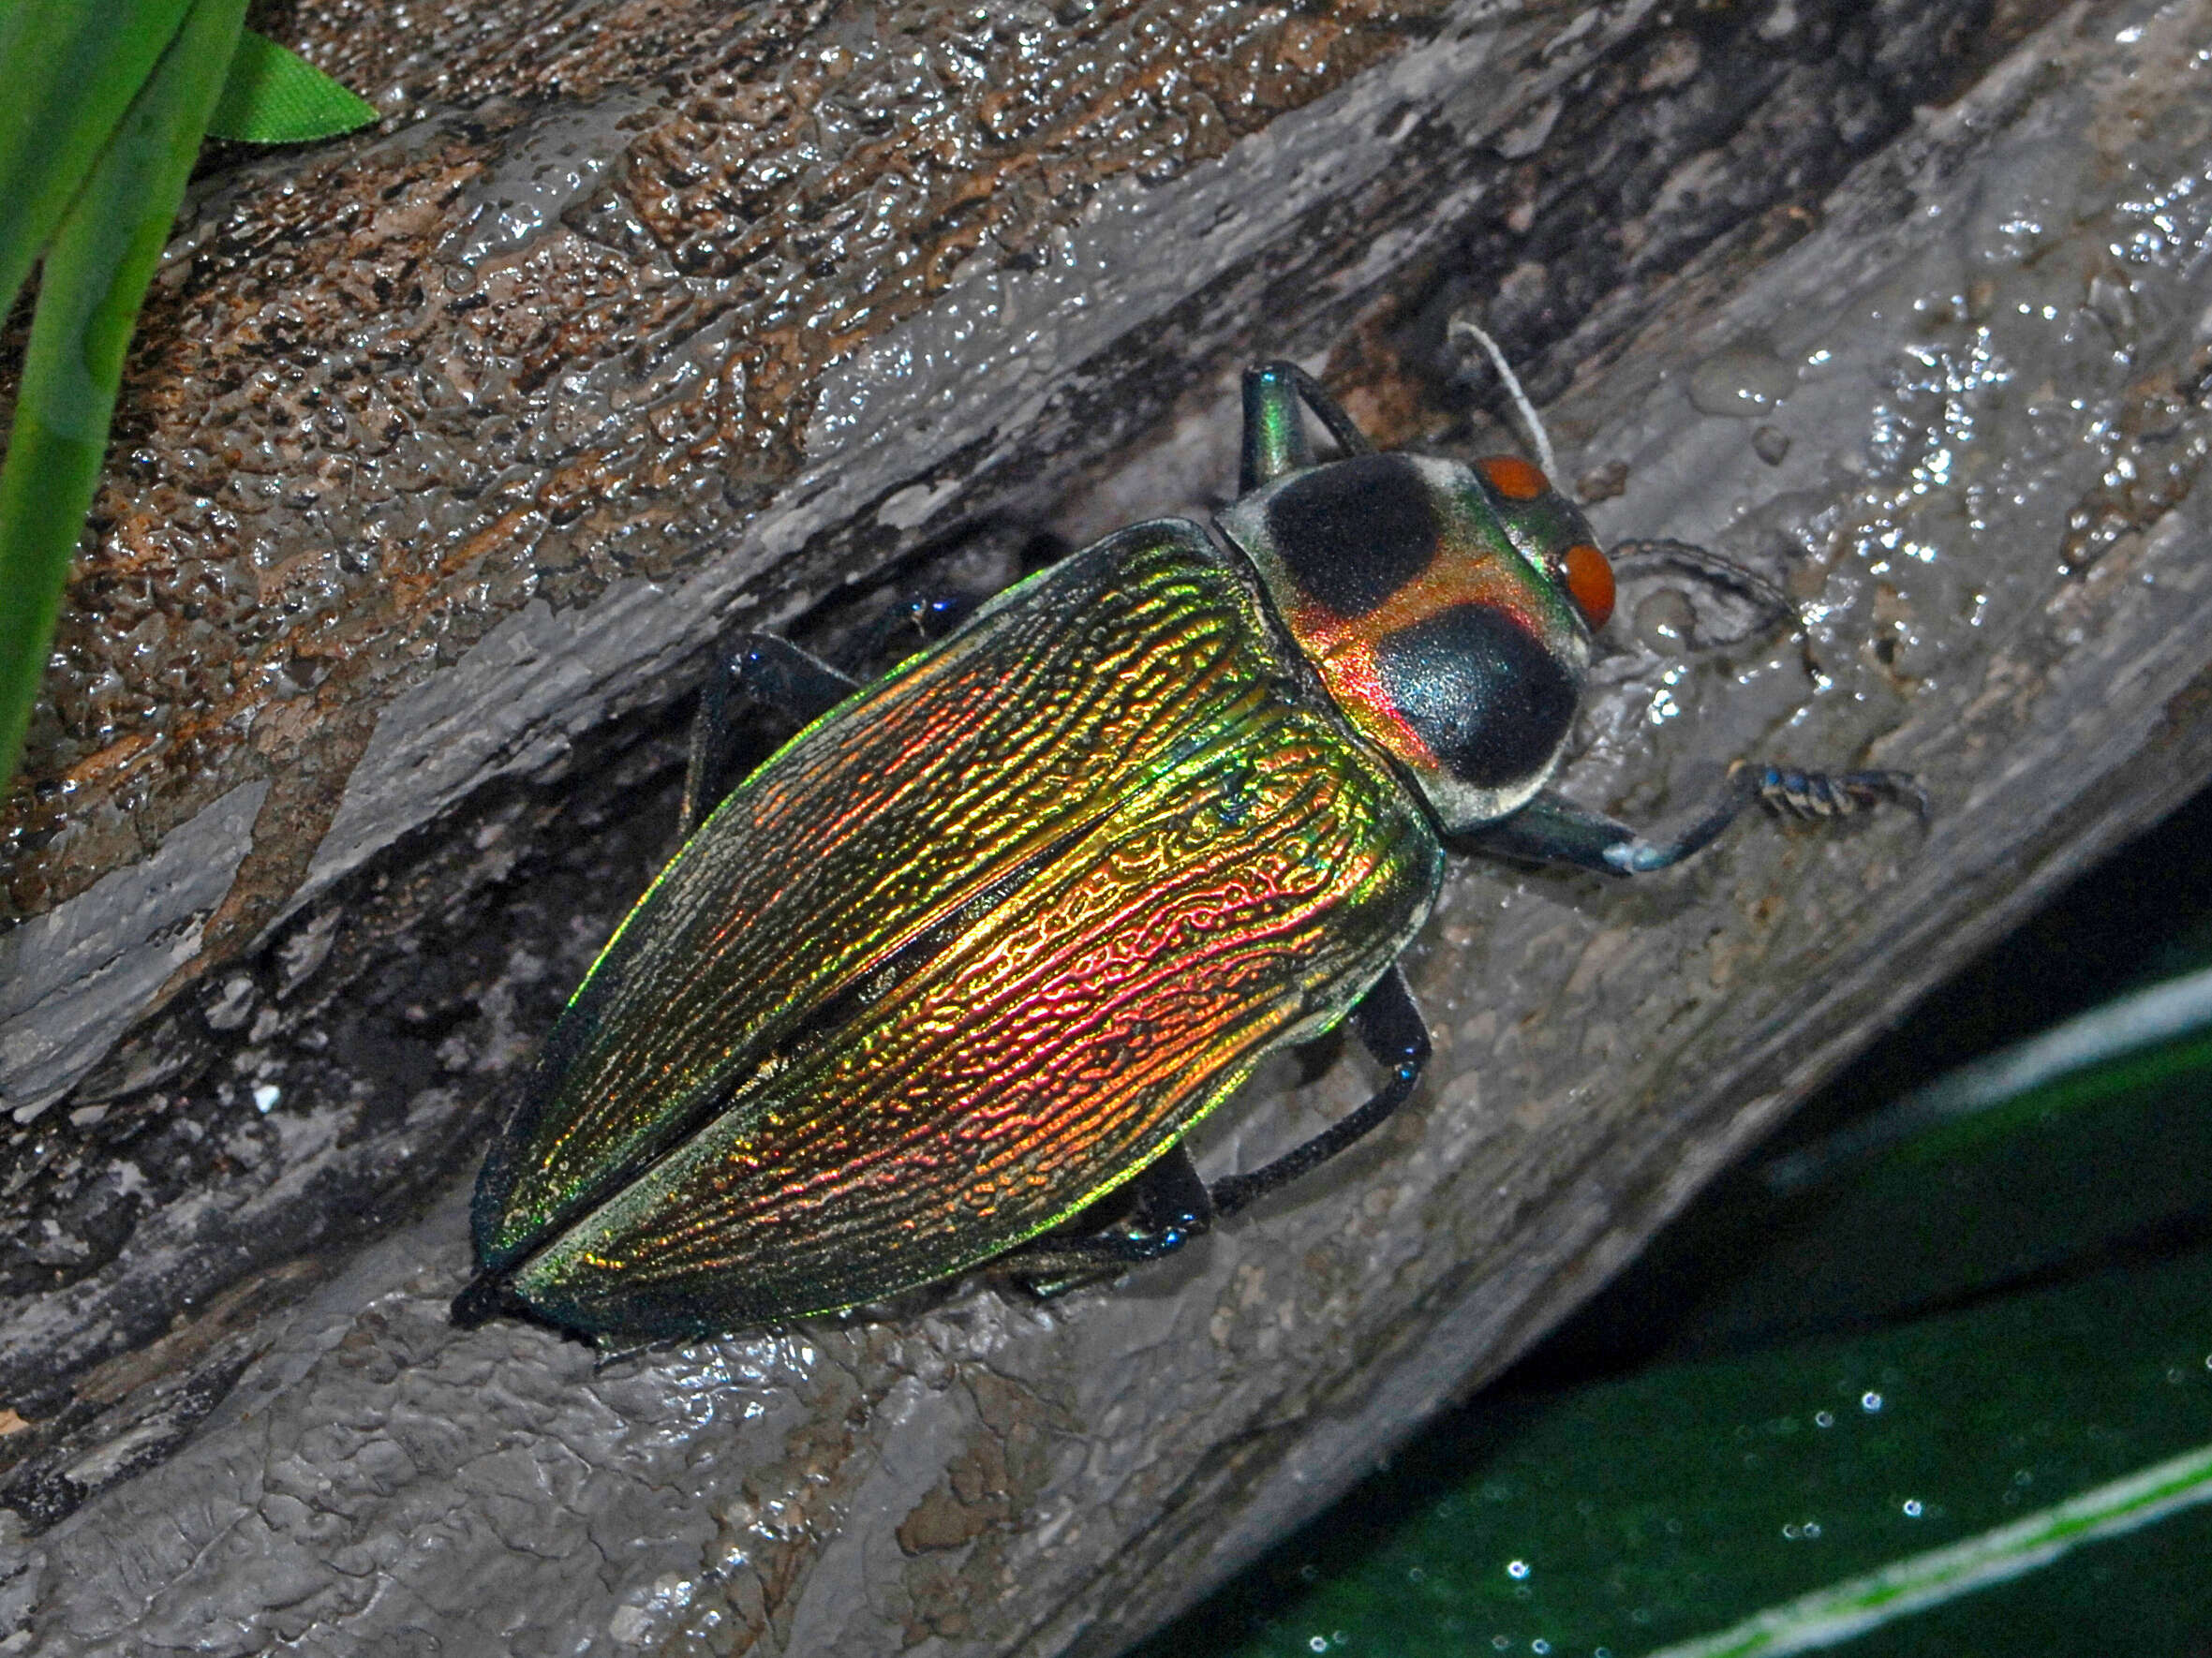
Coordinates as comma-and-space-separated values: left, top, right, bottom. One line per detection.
1265, 453, 1437, 617
1375, 603, 1575, 788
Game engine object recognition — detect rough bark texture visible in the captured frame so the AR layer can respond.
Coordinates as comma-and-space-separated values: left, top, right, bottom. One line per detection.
7, 0, 2212, 1651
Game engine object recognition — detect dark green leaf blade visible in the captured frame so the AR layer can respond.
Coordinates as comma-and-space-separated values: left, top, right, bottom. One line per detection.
1136, 1242, 2212, 1657
1588, 988, 2212, 1359
206, 29, 377, 144
1643, 1443, 2212, 1658
0, 0, 248, 788
0, 0, 195, 332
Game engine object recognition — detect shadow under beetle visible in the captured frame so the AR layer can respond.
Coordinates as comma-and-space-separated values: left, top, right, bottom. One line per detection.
453, 362, 1916, 1342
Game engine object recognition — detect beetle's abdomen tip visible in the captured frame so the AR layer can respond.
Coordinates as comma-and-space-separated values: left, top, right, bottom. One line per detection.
449, 1270, 513, 1330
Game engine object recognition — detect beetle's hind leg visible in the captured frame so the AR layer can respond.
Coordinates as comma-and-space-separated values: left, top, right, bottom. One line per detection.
682, 635, 860, 836
1005, 966, 1433, 1295
1003, 1142, 1216, 1297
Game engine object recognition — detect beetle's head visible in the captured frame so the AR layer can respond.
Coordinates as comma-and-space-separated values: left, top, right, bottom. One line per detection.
1217, 451, 1613, 836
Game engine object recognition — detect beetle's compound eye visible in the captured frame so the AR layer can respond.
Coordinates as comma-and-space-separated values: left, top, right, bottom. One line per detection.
1473, 456, 1611, 631
1557, 541, 1615, 630
1477, 454, 1548, 502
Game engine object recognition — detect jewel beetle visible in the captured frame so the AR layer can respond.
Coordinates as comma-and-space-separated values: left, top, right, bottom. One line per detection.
452, 361, 1916, 1341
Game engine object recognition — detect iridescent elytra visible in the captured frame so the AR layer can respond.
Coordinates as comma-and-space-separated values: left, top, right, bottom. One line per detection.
452, 362, 1917, 1342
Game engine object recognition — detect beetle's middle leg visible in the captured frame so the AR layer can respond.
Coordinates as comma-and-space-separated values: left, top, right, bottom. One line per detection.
1004, 965, 1433, 1294
682, 635, 859, 836
1208, 964, 1431, 1219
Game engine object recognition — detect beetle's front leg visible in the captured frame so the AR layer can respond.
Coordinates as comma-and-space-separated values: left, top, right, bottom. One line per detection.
1467, 763, 1925, 877
1606, 538, 1797, 638
681, 634, 859, 836
1240, 360, 1375, 491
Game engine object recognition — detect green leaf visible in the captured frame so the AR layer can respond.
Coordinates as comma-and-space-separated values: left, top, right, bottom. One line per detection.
0, 0, 248, 788
1602, 989, 2212, 1356
205, 29, 377, 144
1527, 891, 2212, 1370
1645, 1443, 2212, 1658
1136, 1243, 2212, 1658
1761, 964, 2212, 1192
0, 0, 197, 329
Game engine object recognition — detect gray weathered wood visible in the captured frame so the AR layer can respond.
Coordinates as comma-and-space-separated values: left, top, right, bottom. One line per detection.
10, 0, 2212, 1652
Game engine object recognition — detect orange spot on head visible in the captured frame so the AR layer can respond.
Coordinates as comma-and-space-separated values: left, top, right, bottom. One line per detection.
1478, 454, 1548, 501
1560, 542, 1614, 629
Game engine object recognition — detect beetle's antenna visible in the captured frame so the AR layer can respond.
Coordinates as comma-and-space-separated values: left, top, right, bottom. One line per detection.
1449, 316, 1556, 482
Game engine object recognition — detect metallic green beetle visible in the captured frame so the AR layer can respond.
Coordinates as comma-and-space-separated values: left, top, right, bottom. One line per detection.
453, 363, 1913, 1341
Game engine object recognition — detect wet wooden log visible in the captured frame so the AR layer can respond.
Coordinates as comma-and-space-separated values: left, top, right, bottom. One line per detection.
10, 0, 2212, 1652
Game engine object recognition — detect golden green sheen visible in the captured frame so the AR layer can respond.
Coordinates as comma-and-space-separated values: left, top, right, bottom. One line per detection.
482, 520, 1445, 1335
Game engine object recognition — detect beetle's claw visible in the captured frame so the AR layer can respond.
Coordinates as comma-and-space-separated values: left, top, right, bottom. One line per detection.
1731, 762, 1926, 822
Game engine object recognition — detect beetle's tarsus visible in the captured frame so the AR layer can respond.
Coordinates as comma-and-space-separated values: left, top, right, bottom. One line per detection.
851, 585, 991, 665
908, 591, 979, 640
1008, 1265, 1106, 1299
1004, 1144, 1215, 1294
1737, 761, 1927, 822
589, 1336, 662, 1372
